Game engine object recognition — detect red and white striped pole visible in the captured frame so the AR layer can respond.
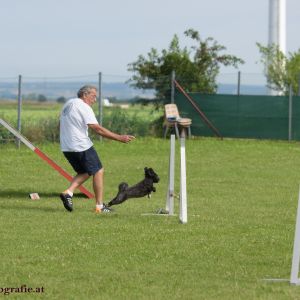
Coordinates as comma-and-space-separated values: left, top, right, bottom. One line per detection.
0, 118, 94, 199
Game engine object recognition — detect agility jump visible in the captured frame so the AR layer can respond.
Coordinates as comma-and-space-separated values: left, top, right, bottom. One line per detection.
0, 118, 94, 199
165, 132, 187, 224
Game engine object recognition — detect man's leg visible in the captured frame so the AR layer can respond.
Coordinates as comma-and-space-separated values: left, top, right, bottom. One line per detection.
64, 173, 90, 194
60, 173, 90, 212
93, 168, 104, 205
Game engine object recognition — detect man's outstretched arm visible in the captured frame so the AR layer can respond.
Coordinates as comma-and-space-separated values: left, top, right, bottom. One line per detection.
88, 123, 135, 143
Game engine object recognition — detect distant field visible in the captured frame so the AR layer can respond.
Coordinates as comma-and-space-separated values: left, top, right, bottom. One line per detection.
1, 137, 300, 299
0, 100, 162, 123
0, 100, 163, 141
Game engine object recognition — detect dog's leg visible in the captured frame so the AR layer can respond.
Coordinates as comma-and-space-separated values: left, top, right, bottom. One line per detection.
107, 183, 129, 207
108, 193, 128, 206
107, 196, 117, 207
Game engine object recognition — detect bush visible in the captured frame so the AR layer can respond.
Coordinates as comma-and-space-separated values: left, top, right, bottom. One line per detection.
0, 115, 18, 143
37, 94, 47, 102
57, 96, 67, 103
14, 112, 161, 143
0, 105, 164, 143
102, 108, 149, 136
0, 125, 16, 143
22, 117, 59, 143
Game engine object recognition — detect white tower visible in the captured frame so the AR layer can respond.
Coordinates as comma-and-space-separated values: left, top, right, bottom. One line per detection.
268, 0, 286, 95
269, 0, 286, 53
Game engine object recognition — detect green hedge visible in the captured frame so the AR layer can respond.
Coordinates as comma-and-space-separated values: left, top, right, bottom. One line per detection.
0, 109, 163, 143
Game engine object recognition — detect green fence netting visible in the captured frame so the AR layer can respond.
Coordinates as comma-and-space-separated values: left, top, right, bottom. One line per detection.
175, 91, 300, 140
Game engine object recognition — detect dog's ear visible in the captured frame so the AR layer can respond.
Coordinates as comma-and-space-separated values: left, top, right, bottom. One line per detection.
145, 167, 153, 177
147, 168, 155, 176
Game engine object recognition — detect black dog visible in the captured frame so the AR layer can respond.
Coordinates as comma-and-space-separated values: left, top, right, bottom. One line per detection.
107, 167, 160, 207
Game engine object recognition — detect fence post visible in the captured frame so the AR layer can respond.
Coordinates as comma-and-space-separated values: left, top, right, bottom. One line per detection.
16, 74, 22, 149
289, 84, 293, 141
171, 70, 175, 104
98, 72, 103, 141
237, 71, 241, 96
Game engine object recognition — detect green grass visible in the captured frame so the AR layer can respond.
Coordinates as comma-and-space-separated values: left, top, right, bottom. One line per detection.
1, 137, 300, 299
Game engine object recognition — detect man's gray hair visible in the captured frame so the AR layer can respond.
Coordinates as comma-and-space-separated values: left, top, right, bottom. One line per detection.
77, 85, 97, 98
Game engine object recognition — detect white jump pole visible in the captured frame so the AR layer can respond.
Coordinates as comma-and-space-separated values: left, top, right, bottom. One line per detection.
179, 129, 187, 224
262, 186, 300, 284
166, 134, 175, 215
290, 186, 300, 285
160, 130, 188, 223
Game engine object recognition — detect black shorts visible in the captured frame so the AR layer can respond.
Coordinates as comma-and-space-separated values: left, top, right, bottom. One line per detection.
63, 146, 102, 176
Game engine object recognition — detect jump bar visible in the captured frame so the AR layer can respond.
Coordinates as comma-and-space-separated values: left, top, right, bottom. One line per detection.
0, 118, 94, 199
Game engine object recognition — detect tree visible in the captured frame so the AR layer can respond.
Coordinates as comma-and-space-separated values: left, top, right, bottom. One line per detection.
127, 28, 244, 101
257, 43, 300, 95
24, 93, 37, 101
37, 94, 47, 102
56, 96, 66, 103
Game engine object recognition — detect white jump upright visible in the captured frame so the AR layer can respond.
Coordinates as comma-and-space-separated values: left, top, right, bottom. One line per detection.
166, 134, 175, 215
290, 186, 300, 285
262, 186, 300, 284
165, 131, 188, 223
179, 130, 188, 224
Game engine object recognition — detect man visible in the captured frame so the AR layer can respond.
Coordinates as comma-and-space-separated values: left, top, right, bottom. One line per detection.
59, 85, 135, 213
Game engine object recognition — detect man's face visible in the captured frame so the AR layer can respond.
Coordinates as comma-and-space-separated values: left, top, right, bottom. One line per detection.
83, 89, 97, 106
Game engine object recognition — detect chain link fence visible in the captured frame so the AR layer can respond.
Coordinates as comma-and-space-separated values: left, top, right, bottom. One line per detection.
2, 71, 293, 142
0, 73, 160, 144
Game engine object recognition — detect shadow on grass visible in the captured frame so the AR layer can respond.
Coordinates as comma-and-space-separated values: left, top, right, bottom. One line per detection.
0, 203, 59, 213
0, 190, 88, 199
0, 190, 89, 213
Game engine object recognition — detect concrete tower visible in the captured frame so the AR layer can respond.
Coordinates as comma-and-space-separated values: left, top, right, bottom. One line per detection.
269, 0, 286, 53
268, 0, 286, 94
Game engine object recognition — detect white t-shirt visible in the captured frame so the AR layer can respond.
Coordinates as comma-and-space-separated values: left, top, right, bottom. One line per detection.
60, 98, 98, 152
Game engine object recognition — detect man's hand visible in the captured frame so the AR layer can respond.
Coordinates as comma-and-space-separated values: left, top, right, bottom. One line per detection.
118, 135, 135, 143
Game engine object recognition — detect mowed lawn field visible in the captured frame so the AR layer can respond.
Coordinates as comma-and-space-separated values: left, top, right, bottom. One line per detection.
1, 136, 300, 299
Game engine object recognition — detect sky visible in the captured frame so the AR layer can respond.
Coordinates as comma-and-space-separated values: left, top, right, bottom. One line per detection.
0, 0, 299, 81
